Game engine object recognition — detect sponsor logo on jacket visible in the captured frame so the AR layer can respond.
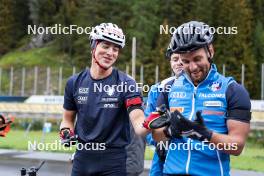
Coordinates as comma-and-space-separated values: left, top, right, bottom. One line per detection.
170, 92, 186, 98
198, 93, 225, 98
78, 87, 89, 94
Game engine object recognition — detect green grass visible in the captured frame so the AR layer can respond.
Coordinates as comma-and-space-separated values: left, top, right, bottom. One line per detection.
0, 130, 75, 153
230, 143, 264, 172
145, 145, 155, 160
1, 130, 263, 172
0, 45, 69, 68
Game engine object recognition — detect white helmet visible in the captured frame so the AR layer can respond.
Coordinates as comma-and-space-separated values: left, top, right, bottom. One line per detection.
90, 23, 126, 48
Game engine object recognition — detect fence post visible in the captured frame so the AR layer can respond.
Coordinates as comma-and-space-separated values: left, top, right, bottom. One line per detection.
155, 65, 159, 83
46, 67, 50, 95
21, 67, 26, 96
9, 67, 13, 96
0, 68, 2, 94
33, 66, 38, 95
126, 65, 129, 75
261, 63, 264, 100
58, 67, 62, 95
222, 64, 225, 76
140, 65, 144, 85
72, 66, 76, 75
132, 37, 136, 79
241, 64, 245, 86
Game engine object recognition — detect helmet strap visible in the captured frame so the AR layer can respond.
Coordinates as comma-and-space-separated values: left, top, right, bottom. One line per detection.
205, 45, 213, 63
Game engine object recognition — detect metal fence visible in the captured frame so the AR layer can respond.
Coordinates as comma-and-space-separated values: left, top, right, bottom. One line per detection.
0, 66, 76, 96
0, 63, 264, 98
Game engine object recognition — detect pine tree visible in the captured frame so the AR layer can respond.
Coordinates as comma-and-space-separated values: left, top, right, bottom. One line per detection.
249, 0, 264, 98
127, 0, 162, 83
213, 0, 256, 97
0, 0, 15, 55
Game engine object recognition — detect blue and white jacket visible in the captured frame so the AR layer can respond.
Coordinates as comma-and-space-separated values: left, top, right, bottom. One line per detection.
157, 64, 251, 176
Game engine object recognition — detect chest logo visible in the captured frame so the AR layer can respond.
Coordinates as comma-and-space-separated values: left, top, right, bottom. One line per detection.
106, 87, 115, 96
209, 81, 222, 92
77, 96, 88, 104
79, 87, 89, 94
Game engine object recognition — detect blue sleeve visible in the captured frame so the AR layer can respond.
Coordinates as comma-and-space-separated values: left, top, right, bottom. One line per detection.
149, 152, 164, 175
144, 84, 159, 145
226, 82, 251, 123
63, 76, 77, 111
146, 134, 156, 145
144, 85, 159, 117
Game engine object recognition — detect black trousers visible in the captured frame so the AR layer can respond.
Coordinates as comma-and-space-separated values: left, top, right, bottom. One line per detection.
71, 148, 126, 176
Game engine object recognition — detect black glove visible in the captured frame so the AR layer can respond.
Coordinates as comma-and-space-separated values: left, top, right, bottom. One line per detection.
181, 111, 213, 141
164, 111, 213, 142
163, 110, 182, 138
59, 128, 77, 147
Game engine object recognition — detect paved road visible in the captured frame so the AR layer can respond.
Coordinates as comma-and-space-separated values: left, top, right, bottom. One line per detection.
0, 158, 149, 176
0, 149, 263, 176
0, 159, 70, 176
1, 158, 264, 176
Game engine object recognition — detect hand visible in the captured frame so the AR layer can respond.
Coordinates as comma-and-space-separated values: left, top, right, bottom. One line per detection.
143, 112, 162, 129
181, 111, 213, 142
143, 105, 170, 130
165, 110, 212, 141
0, 114, 15, 137
59, 128, 77, 147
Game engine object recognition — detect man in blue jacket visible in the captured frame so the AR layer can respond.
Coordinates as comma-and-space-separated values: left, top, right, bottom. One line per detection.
145, 52, 183, 175
150, 21, 251, 176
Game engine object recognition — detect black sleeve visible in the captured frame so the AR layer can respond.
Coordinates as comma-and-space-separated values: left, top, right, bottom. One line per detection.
124, 77, 144, 114
63, 76, 77, 111
156, 79, 174, 110
226, 82, 251, 123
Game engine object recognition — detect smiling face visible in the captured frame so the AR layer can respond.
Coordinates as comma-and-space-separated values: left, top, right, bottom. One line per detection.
170, 53, 183, 77
180, 46, 213, 86
93, 41, 120, 69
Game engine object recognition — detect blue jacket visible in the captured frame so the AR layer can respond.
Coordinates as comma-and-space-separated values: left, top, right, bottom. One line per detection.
158, 64, 251, 176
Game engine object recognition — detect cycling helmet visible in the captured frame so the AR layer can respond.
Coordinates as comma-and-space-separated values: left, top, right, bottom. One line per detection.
90, 23, 125, 48
166, 21, 214, 58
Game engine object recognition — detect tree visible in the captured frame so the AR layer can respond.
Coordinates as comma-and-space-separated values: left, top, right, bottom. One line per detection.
213, 0, 257, 97
0, 0, 15, 55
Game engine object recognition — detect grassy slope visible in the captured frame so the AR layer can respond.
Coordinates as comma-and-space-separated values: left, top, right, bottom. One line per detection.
0, 45, 68, 68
